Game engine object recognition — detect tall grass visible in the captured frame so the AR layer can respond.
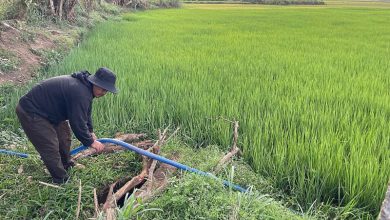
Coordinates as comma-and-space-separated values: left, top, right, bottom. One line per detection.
2, 4, 390, 217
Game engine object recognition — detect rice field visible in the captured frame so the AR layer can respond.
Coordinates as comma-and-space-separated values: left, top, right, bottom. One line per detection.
4, 3, 390, 216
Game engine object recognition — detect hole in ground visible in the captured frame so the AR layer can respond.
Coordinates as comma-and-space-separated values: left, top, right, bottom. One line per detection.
97, 177, 146, 207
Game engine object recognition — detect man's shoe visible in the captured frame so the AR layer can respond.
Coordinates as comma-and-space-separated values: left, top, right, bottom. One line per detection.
64, 161, 75, 171
52, 175, 70, 184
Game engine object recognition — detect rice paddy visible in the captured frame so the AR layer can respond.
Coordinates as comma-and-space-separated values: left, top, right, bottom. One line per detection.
2, 2, 390, 217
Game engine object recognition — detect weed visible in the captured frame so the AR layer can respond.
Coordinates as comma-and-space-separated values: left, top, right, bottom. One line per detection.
0, 49, 19, 73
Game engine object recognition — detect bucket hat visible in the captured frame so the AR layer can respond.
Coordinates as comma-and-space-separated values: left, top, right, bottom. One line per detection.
88, 67, 118, 93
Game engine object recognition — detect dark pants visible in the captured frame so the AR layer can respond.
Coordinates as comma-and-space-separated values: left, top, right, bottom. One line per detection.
16, 103, 72, 183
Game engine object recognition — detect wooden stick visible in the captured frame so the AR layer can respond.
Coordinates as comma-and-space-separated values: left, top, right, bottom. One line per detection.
105, 208, 116, 220
76, 179, 82, 220
38, 181, 64, 189
101, 129, 179, 214
93, 188, 99, 218
135, 155, 179, 206
214, 120, 241, 173
103, 182, 117, 210
103, 150, 151, 211
114, 133, 147, 143
164, 127, 180, 144
103, 174, 146, 211
146, 127, 179, 194
72, 134, 153, 161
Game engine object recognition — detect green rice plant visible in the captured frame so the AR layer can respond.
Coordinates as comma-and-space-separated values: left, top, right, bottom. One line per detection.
1, 3, 390, 219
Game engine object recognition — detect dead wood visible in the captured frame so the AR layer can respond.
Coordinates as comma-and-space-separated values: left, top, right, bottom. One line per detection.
102, 154, 151, 211
38, 181, 64, 189
100, 128, 180, 217
379, 181, 390, 220
1, 22, 20, 32
135, 154, 179, 203
214, 120, 241, 173
82, 129, 179, 219
93, 188, 100, 218
71, 133, 152, 161
145, 127, 179, 194
75, 179, 82, 220
114, 133, 147, 142
105, 208, 116, 220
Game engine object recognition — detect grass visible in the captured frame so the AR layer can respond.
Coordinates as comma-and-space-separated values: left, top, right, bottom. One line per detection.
0, 48, 19, 73
0, 147, 141, 219
115, 143, 315, 219
0, 139, 312, 219
1, 3, 390, 219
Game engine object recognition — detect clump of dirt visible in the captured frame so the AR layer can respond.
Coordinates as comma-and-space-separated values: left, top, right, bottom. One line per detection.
0, 20, 76, 85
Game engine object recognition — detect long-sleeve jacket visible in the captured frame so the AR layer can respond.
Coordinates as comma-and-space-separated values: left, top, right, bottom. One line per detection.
19, 71, 95, 146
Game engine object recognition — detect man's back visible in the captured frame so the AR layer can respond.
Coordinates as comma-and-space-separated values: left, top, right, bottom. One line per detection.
19, 73, 92, 125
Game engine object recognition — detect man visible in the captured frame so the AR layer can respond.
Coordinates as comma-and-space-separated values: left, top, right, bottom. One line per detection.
16, 67, 118, 184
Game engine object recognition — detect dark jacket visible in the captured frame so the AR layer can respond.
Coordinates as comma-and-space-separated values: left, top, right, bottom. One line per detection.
19, 71, 95, 146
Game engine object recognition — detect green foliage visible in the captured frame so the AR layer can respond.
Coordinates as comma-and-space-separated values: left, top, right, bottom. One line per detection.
114, 191, 163, 219
41, 49, 65, 69
1, 4, 389, 219
0, 129, 26, 147
150, 0, 182, 8
185, 0, 324, 4
142, 173, 308, 219
0, 49, 19, 73
0, 151, 141, 219
98, 1, 122, 15
0, 0, 25, 20
39, 6, 387, 217
20, 30, 36, 42
0, 138, 310, 219
25, 1, 48, 26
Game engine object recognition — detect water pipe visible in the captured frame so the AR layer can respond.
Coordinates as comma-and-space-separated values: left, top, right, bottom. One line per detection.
1, 138, 247, 192
0, 149, 29, 158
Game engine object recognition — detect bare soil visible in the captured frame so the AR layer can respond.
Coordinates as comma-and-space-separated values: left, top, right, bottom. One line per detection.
0, 20, 72, 85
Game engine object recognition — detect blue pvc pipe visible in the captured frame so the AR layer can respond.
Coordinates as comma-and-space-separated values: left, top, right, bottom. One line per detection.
1, 138, 247, 192
0, 149, 29, 158
78, 138, 247, 192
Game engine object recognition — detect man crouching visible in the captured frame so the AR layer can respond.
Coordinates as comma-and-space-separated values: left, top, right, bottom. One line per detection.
16, 67, 118, 184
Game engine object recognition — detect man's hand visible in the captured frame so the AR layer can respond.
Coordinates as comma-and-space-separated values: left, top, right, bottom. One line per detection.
91, 132, 97, 141
90, 140, 104, 152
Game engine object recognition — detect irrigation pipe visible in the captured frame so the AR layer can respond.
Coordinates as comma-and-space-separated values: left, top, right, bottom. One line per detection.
0, 149, 29, 158
1, 138, 247, 192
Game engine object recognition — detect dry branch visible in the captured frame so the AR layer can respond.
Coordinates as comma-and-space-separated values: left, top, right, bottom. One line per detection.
114, 133, 147, 142
38, 181, 64, 189
76, 179, 82, 220
135, 155, 179, 203
101, 128, 180, 217
102, 157, 150, 211
214, 120, 241, 173
71, 133, 152, 161
103, 182, 117, 210
146, 127, 180, 194
93, 188, 100, 218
